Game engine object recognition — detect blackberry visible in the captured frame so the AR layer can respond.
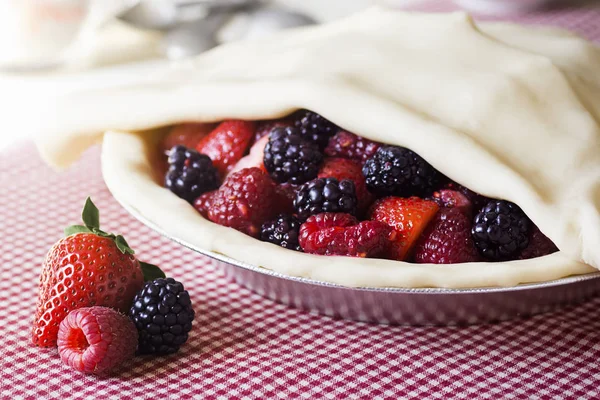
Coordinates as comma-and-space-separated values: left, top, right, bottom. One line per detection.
294, 177, 357, 220
260, 214, 302, 251
293, 110, 338, 149
165, 145, 220, 203
471, 200, 531, 260
362, 146, 440, 197
263, 126, 323, 185
129, 277, 195, 355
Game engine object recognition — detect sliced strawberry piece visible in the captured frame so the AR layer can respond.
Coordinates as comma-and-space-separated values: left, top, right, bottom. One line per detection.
160, 123, 214, 154
196, 120, 255, 177
368, 197, 439, 261
226, 134, 269, 178
318, 157, 374, 215
299, 213, 395, 258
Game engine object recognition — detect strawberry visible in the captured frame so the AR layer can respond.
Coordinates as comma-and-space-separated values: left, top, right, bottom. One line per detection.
299, 213, 395, 257
318, 157, 374, 215
368, 197, 439, 260
226, 134, 269, 178
196, 120, 255, 177
32, 198, 164, 347
159, 123, 214, 155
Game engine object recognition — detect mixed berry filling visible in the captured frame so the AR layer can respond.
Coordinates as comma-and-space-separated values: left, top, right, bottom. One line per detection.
161, 110, 558, 263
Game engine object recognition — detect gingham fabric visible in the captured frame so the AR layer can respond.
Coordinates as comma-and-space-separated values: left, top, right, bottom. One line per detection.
3, 3, 600, 399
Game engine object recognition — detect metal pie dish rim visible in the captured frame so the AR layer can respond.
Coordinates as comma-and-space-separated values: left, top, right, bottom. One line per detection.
116, 194, 600, 295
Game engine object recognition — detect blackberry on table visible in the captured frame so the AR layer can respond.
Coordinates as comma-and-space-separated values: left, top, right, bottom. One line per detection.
294, 177, 357, 221
263, 126, 323, 185
129, 277, 195, 355
471, 200, 531, 260
260, 214, 302, 251
362, 146, 440, 197
165, 145, 220, 203
293, 110, 338, 149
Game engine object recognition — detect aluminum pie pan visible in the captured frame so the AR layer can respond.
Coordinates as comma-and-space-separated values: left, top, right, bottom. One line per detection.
118, 199, 600, 326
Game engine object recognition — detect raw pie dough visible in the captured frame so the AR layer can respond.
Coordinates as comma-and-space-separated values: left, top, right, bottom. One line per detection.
36, 8, 600, 288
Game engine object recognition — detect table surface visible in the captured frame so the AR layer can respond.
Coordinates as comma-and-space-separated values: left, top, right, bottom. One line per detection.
2, 2, 600, 399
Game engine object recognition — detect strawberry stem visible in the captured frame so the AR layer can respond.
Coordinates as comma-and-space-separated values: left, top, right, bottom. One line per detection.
65, 197, 165, 281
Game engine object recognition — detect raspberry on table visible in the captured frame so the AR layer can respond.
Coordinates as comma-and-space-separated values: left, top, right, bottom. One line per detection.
165, 145, 220, 203
362, 146, 440, 198
263, 126, 323, 185
293, 109, 339, 149
294, 177, 358, 221
413, 207, 481, 264
129, 277, 195, 355
518, 224, 558, 260
260, 214, 302, 251
325, 130, 381, 163
299, 213, 394, 257
57, 306, 138, 375
206, 167, 281, 237
472, 200, 531, 260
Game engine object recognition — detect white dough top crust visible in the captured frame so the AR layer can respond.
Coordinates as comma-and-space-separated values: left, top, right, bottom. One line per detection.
36, 8, 600, 288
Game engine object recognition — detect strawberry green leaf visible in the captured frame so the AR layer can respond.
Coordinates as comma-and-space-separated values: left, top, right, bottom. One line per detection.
115, 235, 135, 255
64, 225, 92, 236
140, 261, 166, 281
81, 197, 100, 230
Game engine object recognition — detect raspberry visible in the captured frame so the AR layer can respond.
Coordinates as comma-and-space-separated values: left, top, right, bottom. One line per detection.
294, 177, 357, 221
196, 120, 255, 176
318, 157, 374, 215
207, 168, 280, 237
57, 307, 138, 375
263, 126, 323, 184
260, 214, 302, 251
472, 200, 531, 260
299, 213, 394, 257
129, 278, 195, 355
518, 224, 558, 259
413, 207, 482, 264
165, 145, 220, 203
362, 146, 441, 197
325, 130, 381, 163
293, 110, 338, 149
193, 190, 217, 218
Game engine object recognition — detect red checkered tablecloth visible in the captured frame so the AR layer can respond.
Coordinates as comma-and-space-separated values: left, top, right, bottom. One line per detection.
2, 4, 600, 399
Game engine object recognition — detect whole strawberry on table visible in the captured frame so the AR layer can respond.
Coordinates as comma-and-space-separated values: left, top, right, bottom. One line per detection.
162, 109, 558, 263
32, 198, 196, 375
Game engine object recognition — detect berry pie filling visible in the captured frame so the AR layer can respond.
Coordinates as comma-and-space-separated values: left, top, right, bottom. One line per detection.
160, 110, 558, 264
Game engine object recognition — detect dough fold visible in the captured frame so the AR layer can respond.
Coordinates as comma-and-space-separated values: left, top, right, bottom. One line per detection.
35, 8, 600, 286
